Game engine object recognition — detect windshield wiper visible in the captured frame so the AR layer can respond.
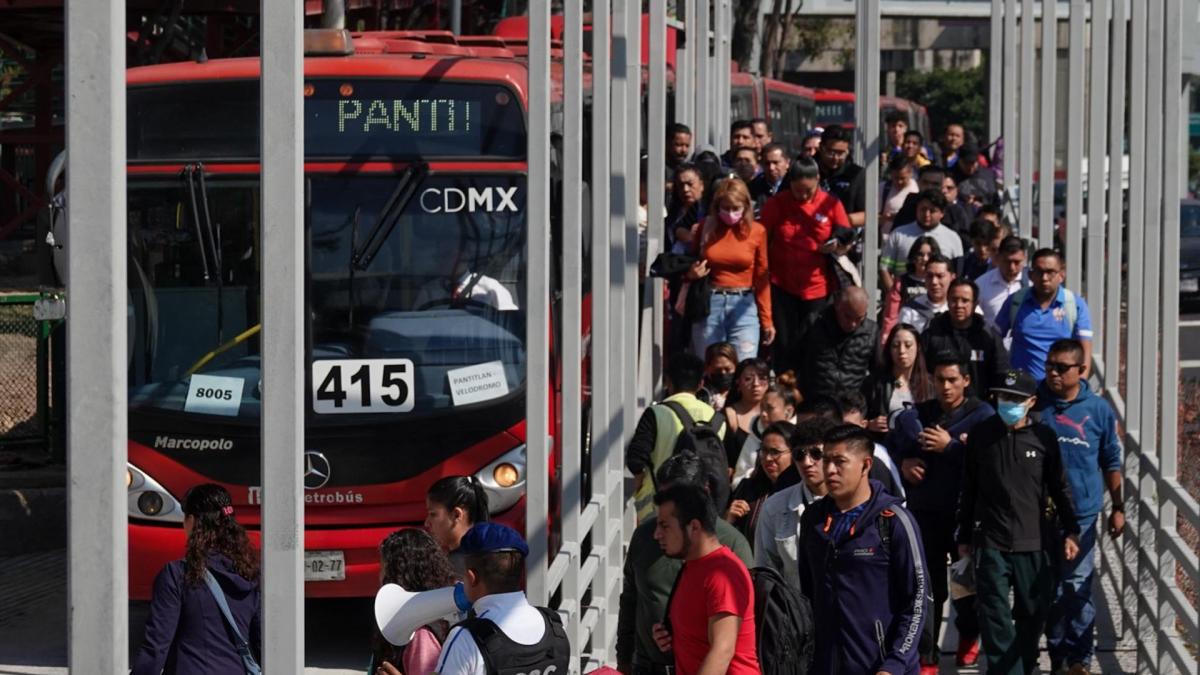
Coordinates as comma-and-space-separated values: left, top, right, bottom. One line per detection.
183, 163, 225, 342
346, 205, 361, 329
351, 162, 428, 271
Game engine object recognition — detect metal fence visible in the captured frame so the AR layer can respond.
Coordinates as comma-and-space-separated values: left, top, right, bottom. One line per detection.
0, 293, 52, 450
59, 0, 1199, 672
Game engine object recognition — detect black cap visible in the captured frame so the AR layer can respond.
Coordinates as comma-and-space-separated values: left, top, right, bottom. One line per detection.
990, 369, 1038, 398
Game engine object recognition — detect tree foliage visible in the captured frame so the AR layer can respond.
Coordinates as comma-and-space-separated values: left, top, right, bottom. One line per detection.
895, 64, 989, 142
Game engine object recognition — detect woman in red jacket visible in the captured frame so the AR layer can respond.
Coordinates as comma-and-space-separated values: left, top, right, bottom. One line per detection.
684, 177, 774, 362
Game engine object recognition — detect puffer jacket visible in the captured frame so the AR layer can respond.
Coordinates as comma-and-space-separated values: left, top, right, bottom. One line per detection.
801, 305, 879, 399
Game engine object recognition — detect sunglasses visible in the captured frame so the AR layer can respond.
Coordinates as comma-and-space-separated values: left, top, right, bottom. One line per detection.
1045, 362, 1083, 375
796, 446, 823, 461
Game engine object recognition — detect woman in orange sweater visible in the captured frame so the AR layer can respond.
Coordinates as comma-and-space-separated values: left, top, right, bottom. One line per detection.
684, 178, 774, 361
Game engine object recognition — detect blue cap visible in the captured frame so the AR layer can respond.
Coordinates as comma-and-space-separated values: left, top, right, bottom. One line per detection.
458, 522, 529, 558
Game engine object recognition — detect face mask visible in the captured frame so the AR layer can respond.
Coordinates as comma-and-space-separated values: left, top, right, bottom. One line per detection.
707, 372, 734, 392
997, 400, 1028, 427
718, 209, 744, 226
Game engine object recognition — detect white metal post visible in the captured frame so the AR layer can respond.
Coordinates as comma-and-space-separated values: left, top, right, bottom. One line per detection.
590, 0, 618, 663
679, 0, 697, 132
648, 0, 668, 398
623, 0, 641, 444
66, 2, 127, 672
990, 0, 1004, 147
1085, 0, 1109, 363
1064, 0, 1085, 290
1158, 0, 1184, 667
1104, 0, 1126, 383
715, 0, 731, 151
525, 0, 553, 607
857, 0, 881, 312
610, 0, 630, 472
1138, 0, 1163, 668
1126, 0, 1146, 434
259, 1, 305, 670
560, 0, 584, 666
1038, 0, 1057, 248
1004, 0, 1019, 194
694, 0, 711, 148
1018, 0, 1035, 233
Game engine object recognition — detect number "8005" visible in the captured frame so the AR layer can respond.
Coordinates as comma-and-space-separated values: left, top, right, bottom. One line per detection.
194, 387, 234, 401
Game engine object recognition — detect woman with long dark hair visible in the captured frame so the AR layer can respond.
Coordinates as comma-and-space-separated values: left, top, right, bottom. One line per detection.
132, 484, 260, 675
425, 475, 489, 577
725, 421, 801, 546
370, 529, 457, 675
864, 323, 933, 435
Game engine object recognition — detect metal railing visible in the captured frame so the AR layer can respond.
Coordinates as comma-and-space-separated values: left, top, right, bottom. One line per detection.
59, 0, 1195, 672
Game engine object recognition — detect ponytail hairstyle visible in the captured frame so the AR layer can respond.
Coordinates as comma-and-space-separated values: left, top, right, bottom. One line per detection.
426, 475, 490, 526
182, 483, 259, 586
768, 371, 802, 412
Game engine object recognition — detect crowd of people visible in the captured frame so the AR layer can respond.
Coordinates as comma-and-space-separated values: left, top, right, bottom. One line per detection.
128, 113, 1122, 675
632, 114, 1120, 675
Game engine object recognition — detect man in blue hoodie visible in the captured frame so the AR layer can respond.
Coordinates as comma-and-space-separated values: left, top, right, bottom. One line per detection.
1035, 339, 1124, 675
797, 424, 930, 675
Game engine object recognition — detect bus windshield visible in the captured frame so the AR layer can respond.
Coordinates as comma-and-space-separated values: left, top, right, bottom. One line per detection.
127, 173, 527, 421
814, 100, 855, 127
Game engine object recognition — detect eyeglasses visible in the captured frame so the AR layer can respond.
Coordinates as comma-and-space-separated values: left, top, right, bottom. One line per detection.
1045, 361, 1083, 375
761, 446, 792, 460
797, 446, 823, 461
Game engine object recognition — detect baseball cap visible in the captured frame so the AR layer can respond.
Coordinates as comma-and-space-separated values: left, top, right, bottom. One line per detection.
458, 522, 529, 558
958, 144, 981, 163
990, 369, 1038, 399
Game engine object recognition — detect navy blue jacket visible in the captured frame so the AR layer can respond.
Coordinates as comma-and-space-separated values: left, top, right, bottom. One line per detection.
132, 554, 261, 675
796, 480, 930, 675
1033, 380, 1123, 518
887, 397, 996, 513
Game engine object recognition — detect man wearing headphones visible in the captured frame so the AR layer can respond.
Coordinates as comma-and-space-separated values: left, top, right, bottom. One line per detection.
435, 523, 570, 675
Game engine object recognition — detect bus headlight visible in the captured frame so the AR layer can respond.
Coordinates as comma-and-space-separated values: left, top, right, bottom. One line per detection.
127, 464, 184, 523
474, 445, 526, 514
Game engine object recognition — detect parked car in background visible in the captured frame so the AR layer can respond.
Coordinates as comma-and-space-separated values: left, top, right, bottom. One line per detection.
1181, 199, 1200, 301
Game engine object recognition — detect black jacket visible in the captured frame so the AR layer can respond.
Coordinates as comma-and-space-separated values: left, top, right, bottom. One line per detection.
801, 307, 879, 400
920, 313, 1011, 400
957, 413, 1081, 552
894, 195, 970, 239
820, 162, 866, 215
886, 397, 995, 513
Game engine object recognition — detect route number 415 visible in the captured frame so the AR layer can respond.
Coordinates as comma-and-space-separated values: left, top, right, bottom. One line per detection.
311, 359, 416, 414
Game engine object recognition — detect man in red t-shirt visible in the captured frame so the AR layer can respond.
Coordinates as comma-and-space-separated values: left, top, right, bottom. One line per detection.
650, 484, 759, 675
760, 154, 853, 375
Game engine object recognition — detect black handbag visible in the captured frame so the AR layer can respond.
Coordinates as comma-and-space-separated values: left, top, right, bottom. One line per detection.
683, 274, 712, 320
649, 252, 697, 279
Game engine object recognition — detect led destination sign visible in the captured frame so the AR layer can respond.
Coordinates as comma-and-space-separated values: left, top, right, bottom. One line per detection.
127, 79, 525, 160
335, 98, 475, 135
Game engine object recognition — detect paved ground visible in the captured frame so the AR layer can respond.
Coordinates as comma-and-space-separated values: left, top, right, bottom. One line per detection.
0, 547, 1138, 674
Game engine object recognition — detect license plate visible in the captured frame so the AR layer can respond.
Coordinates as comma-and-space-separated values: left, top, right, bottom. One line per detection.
1183, 278, 1199, 294
304, 550, 346, 581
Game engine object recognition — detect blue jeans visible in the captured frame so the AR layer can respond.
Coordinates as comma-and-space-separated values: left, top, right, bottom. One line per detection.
1046, 514, 1099, 668
691, 290, 761, 362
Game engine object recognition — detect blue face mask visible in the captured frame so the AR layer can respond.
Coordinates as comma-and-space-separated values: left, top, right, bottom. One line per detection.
997, 400, 1028, 427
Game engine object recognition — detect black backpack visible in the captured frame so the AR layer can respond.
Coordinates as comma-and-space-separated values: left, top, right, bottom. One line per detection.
750, 566, 815, 675
660, 400, 731, 511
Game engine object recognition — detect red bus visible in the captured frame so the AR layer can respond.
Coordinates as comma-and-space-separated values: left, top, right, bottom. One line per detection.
730, 71, 816, 156
812, 88, 931, 142
113, 30, 557, 599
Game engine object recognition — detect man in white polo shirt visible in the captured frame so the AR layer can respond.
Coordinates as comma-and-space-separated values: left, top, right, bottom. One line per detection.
435, 523, 570, 675
977, 235, 1029, 336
